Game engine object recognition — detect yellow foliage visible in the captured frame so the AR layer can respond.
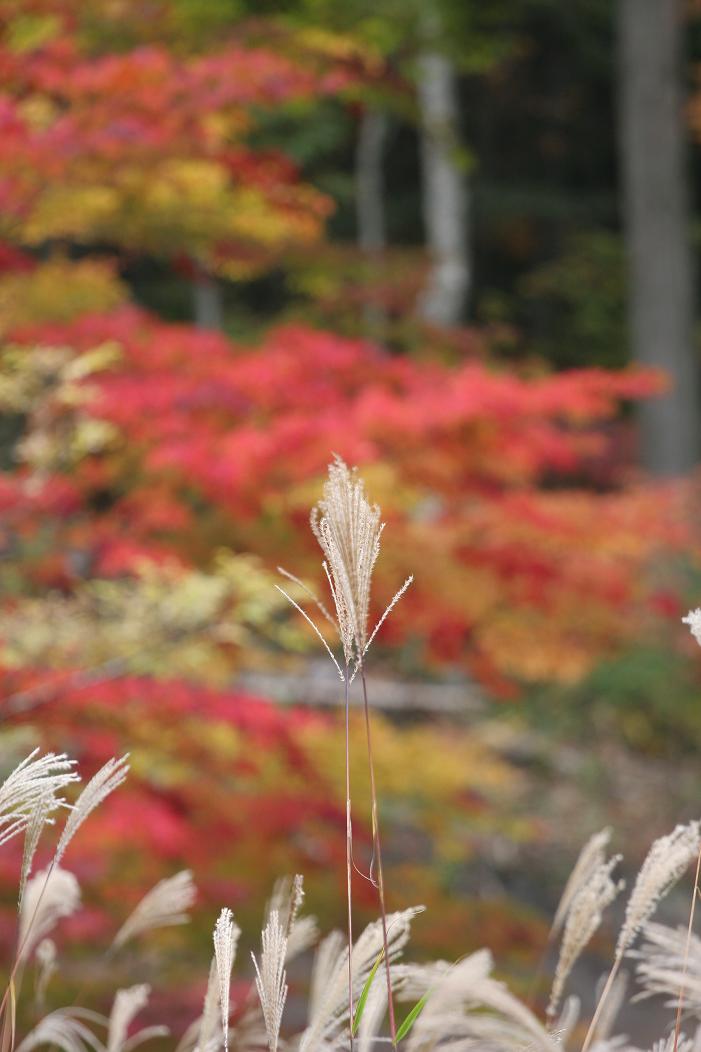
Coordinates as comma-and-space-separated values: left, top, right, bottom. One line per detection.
0, 553, 309, 684
18, 159, 329, 274
5, 12, 61, 53
0, 258, 127, 334
24, 185, 122, 243
17, 94, 58, 132
300, 707, 521, 861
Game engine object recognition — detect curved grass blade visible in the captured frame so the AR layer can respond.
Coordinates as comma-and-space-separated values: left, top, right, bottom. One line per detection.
351, 949, 385, 1037
394, 993, 428, 1044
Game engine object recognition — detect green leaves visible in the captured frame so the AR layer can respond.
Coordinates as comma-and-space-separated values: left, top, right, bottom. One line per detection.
395, 993, 428, 1042
351, 948, 427, 1045
351, 949, 385, 1036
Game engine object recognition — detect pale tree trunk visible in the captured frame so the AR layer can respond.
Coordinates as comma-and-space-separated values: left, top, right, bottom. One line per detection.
618, 0, 698, 474
355, 108, 389, 336
193, 265, 223, 330
416, 47, 470, 326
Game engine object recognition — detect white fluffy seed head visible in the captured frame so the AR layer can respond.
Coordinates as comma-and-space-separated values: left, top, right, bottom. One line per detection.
547, 855, 623, 1019
310, 456, 383, 663
617, 821, 701, 958
301, 905, 423, 1052
634, 921, 701, 1013
113, 870, 196, 949
108, 984, 150, 1052
0, 750, 78, 850
19, 866, 81, 963
55, 756, 129, 864
551, 828, 612, 937
266, 874, 318, 961
251, 910, 288, 1052
682, 608, 701, 646
213, 908, 241, 1052
15, 1007, 107, 1052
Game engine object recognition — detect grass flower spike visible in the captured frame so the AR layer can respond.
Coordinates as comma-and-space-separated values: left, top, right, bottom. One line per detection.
0, 751, 78, 851
18, 867, 81, 963
213, 907, 240, 1052
547, 855, 623, 1019
252, 910, 288, 1052
112, 870, 196, 949
55, 756, 129, 864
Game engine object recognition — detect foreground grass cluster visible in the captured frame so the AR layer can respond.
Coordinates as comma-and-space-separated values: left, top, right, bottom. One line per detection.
2, 747, 701, 1052
3, 460, 701, 1052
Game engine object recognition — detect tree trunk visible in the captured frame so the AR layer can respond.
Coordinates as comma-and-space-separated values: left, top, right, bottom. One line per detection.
193, 266, 223, 330
416, 48, 470, 326
618, 0, 698, 475
355, 108, 388, 337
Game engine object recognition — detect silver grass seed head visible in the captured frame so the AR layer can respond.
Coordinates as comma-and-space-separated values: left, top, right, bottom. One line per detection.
112, 869, 196, 949
213, 907, 241, 1052
55, 755, 129, 865
252, 909, 288, 1052
108, 985, 150, 1052
617, 821, 701, 958
0, 750, 79, 850
19, 866, 81, 963
651, 1037, 695, 1052
683, 609, 701, 647
547, 855, 623, 1020
15, 1008, 107, 1052
551, 828, 612, 937
311, 456, 383, 663
633, 922, 701, 1011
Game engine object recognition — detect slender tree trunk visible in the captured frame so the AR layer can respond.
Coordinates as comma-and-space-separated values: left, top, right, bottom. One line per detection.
193, 265, 223, 330
416, 47, 470, 326
618, 0, 698, 474
355, 108, 388, 337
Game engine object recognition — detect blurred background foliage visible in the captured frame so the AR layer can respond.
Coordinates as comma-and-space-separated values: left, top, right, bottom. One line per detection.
1, 0, 701, 1033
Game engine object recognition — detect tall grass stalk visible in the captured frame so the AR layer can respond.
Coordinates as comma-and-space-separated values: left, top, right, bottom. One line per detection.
344, 664, 354, 1052
280, 456, 412, 1046
360, 663, 396, 1044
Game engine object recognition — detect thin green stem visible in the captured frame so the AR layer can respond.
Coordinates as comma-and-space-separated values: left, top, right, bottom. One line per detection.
360, 664, 396, 1045
344, 664, 354, 1052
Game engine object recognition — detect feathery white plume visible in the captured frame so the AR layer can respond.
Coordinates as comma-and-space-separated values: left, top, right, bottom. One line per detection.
19, 793, 56, 908
194, 960, 221, 1052
108, 985, 155, 1052
551, 828, 612, 936
0, 750, 78, 849
213, 908, 241, 1052
650, 1036, 695, 1052
266, 874, 318, 961
301, 905, 423, 1051
15, 1008, 106, 1052
401, 951, 558, 1052
548, 855, 623, 1019
308, 930, 345, 1026
617, 822, 700, 956
251, 910, 288, 1052
309, 456, 412, 668
112, 870, 196, 949
19, 866, 81, 962
634, 922, 701, 1012
55, 756, 129, 864
683, 609, 701, 647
